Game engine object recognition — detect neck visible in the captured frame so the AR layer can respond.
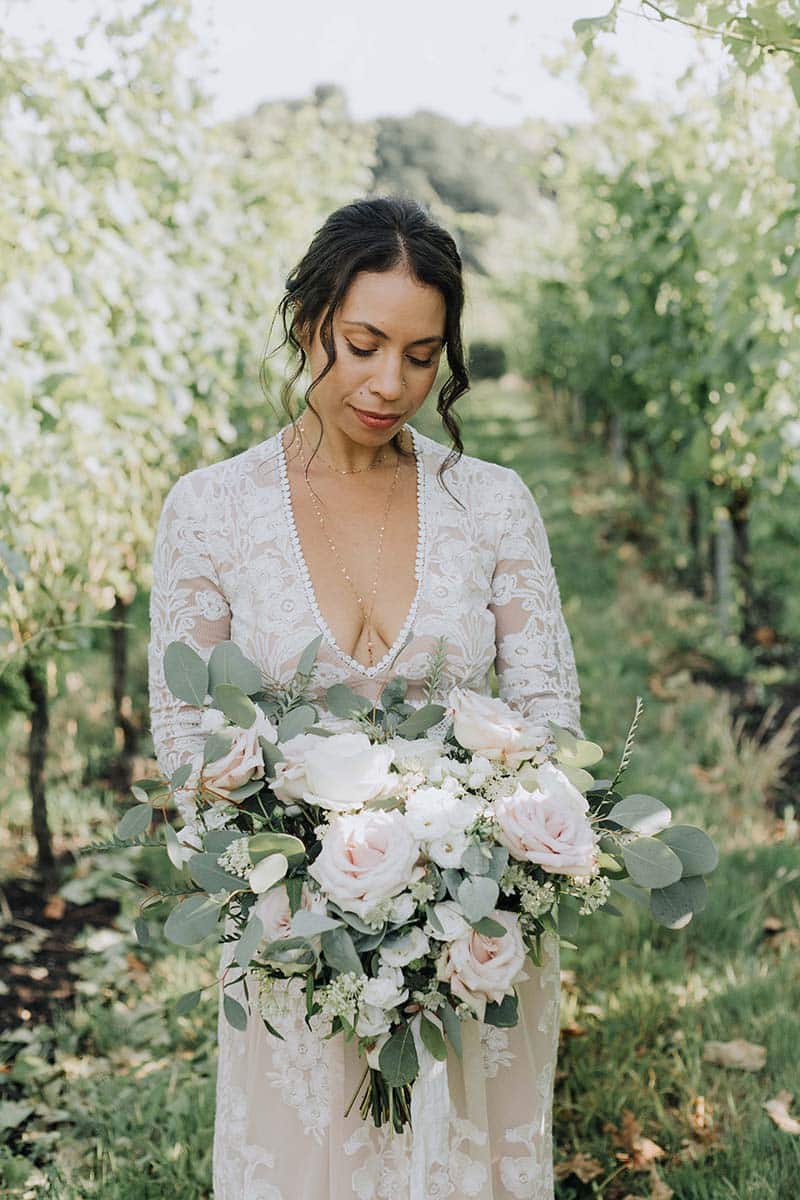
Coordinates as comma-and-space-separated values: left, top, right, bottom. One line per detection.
295, 414, 402, 473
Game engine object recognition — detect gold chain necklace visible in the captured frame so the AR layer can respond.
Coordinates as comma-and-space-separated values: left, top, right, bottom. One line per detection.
296, 420, 390, 475
297, 430, 402, 668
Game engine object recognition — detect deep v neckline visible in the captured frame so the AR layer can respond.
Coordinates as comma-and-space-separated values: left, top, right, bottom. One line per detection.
276, 423, 427, 678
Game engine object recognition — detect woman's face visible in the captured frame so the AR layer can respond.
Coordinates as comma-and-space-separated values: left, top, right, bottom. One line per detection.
298, 265, 447, 443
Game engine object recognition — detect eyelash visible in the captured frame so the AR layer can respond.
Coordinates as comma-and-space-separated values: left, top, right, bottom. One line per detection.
345, 340, 435, 368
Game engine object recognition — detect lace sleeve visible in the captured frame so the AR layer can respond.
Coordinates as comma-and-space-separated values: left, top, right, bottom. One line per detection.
147, 472, 232, 819
489, 468, 584, 740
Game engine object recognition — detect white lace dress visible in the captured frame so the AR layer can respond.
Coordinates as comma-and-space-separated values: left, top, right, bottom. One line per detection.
147, 422, 584, 1200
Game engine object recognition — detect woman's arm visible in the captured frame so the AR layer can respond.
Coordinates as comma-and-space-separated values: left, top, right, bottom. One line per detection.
488, 468, 584, 740
147, 471, 232, 820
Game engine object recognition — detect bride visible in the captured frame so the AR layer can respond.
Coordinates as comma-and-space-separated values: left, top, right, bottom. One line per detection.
148, 195, 584, 1199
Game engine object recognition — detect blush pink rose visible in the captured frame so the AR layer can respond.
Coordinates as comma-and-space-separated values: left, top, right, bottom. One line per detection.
447, 687, 549, 768
253, 882, 325, 942
201, 710, 277, 801
437, 909, 527, 1021
494, 770, 597, 877
308, 809, 422, 919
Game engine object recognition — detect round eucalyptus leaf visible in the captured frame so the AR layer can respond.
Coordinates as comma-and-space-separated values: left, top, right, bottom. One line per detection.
277, 704, 317, 742
213, 684, 257, 729
248, 853, 288, 893
457, 875, 499, 923
658, 825, 719, 877
650, 876, 708, 928
622, 836, 683, 888
234, 914, 265, 968
208, 641, 263, 696
188, 852, 245, 894
164, 641, 208, 706
608, 794, 672, 836
164, 894, 222, 946
174, 989, 202, 1016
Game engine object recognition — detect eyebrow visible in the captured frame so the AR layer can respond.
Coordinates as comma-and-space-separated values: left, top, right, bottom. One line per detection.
341, 320, 445, 348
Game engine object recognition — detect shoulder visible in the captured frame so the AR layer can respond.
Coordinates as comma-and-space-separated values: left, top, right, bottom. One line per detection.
412, 428, 537, 511
161, 432, 281, 515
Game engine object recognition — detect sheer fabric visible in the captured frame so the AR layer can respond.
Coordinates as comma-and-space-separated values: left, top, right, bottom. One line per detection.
147, 423, 584, 1199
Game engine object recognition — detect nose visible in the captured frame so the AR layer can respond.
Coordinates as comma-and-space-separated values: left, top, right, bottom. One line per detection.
368, 352, 404, 404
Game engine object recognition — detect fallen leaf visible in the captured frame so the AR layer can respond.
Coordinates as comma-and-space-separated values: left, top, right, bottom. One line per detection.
703, 1038, 766, 1071
606, 1109, 666, 1170
763, 1090, 800, 1134
43, 894, 66, 920
554, 1151, 604, 1183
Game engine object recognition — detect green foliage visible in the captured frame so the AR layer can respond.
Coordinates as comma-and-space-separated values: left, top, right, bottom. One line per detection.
467, 339, 508, 380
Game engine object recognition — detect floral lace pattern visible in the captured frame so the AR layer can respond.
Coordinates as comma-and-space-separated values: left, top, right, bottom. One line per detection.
147, 423, 583, 1198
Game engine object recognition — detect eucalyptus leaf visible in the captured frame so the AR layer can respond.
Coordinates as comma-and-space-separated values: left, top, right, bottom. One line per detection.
174, 989, 202, 1016
260, 738, 285, 776
277, 705, 317, 742
188, 852, 245, 894
248, 832, 305, 866
420, 1015, 447, 1061
608, 877, 651, 909
164, 894, 221, 946
658, 825, 719, 876
484, 992, 518, 1027
223, 993, 249, 1031
379, 1022, 419, 1086
607, 793, 672, 836
164, 641, 208, 706
170, 762, 193, 790
204, 830, 243, 855
555, 895, 581, 939
650, 876, 708, 928
291, 910, 343, 938
320, 926, 365, 976
395, 703, 446, 739
115, 803, 152, 840
380, 676, 408, 711
622, 836, 683, 888
295, 633, 324, 679
440, 1001, 462, 1060
470, 915, 507, 937
248, 853, 288, 893
460, 842, 492, 876
134, 916, 150, 946
203, 731, 233, 765
442, 869, 462, 901
213, 684, 257, 729
208, 641, 263, 696
234, 914, 265, 968
164, 823, 186, 871
325, 684, 373, 718
226, 779, 265, 801
457, 875, 499, 923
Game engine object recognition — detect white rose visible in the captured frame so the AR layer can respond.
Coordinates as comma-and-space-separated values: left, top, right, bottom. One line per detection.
437, 909, 527, 1021
427, 829, 468, 869
467, 755, 495, 789
356, 1004, 392, 1038
271, 732, 322, 803
523, 761, 589, 816
404, 786, 474, 840
388, 892, 416, 924
494, 774, 597, 877
379, 926, 430, 968
302, 732, 397, 813
202, 709, 277, 801
447, 687, 549, 768
425, 900, 471, 942
361, 963, 408, 1011
253, 882, 325, 942
308, 809, 422, 918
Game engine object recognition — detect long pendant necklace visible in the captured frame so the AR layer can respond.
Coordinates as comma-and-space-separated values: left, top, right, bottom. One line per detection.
297, 427, 402, 668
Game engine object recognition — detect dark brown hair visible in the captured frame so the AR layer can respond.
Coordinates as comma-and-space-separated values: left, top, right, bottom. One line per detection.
261, 195, 469, 488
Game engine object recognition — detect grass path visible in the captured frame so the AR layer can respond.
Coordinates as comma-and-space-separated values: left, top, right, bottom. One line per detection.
2, 384, 798, 1198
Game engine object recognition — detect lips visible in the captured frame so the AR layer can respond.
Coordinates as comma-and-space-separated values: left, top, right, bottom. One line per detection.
352, 406, 402, 429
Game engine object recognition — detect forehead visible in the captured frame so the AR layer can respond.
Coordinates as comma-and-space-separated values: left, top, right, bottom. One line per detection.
339, 268, 446, 332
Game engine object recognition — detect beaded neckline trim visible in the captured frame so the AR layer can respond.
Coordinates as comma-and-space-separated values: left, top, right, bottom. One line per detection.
275, 423, 427, 678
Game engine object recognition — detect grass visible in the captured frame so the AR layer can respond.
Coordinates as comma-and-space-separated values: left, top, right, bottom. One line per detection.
1, 382, 798, 1198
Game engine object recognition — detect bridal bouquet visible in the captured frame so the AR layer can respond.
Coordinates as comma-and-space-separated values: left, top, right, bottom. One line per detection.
95, 634, 718, 1144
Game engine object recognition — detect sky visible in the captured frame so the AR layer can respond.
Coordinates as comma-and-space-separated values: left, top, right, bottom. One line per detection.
4, 0, 729, 127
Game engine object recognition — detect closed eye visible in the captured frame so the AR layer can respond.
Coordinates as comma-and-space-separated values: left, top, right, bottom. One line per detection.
345, 340, 436, 368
